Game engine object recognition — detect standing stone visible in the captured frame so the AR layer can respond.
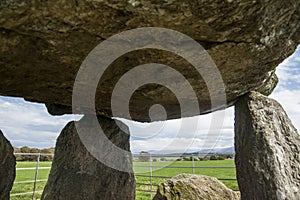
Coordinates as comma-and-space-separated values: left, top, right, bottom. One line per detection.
153, 174, 239, 200
235, 91, 300, 200
41, 116, 135, 200
0, 130, 16, 200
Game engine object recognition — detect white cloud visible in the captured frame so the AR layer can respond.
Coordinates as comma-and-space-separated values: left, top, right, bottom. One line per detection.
0, 96, 80, 148
130, 136, 234, 154
125, 107, 235, 153
275, 45, 300, 90
270, 89, 300, 131
270, 45, 300, 132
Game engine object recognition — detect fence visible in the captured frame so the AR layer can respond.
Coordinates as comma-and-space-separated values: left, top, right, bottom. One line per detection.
11, 153, 237, 199
11, 153, 53, 199
133, 154, 237, 199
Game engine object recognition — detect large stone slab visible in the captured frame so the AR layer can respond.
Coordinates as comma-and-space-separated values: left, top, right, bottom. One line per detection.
41, 116, 135, 200
0, 1, 299, 121
153, 174, 239, 200
0, 130, 16, 200
235, 91, 300, 200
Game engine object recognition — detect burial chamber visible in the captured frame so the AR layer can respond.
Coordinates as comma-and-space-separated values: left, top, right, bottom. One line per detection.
1, 0, 300, 200
0, 0, 299, 121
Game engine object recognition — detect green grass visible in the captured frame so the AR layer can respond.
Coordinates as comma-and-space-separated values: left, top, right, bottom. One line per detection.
10, 160, 237, 200
11, 162, 52, 200
134, 160, 238, 199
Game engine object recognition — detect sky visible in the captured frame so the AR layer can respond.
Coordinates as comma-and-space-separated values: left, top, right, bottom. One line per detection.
0, 45, 299, 153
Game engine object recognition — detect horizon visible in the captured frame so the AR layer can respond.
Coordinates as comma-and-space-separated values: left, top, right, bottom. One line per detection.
11, 144, 235, 155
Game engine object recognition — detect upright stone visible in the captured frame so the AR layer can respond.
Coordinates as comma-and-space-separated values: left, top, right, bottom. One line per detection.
0, 130, 16, 200
41, 116, 135, 200
235, 91, 300, 200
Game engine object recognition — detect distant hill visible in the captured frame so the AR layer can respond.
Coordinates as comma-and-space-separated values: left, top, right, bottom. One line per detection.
191, 146, 235, 155
133, 146, 235, 156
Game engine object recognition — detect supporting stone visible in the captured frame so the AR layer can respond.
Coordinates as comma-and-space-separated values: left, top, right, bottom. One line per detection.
41, 116, 135, 200
235, 91, 300, 200
0, 130, 16, 200
153, 174, 239, 200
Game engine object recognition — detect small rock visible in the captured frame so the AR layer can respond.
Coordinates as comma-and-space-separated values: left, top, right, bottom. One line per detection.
153, 174, 239, 200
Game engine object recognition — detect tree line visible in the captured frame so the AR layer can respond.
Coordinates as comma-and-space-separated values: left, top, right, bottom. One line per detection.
137, 151, 234, 162
13, 146, 54, 161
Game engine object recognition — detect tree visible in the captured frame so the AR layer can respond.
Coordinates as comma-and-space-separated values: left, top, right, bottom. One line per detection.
218, 155, 225, 160
14, 147, 23, 161
20, 146, 30, 153
40, 148, 54, 161
13, 146, 54, 161
138, 151, 150, 162
182, 157, 190, 161
210, 155, 218, 160
160, 157, 167, 161
20, 146, 33, 161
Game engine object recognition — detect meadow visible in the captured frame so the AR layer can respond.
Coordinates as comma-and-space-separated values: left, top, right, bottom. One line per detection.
11, 160, 237, 200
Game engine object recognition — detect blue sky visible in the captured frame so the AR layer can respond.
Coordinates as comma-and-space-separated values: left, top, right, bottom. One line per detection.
0, 45, 299, 153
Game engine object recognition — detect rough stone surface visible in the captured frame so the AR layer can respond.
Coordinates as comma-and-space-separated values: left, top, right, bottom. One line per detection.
235, 91, 300, 200
41, 116, 135, 200
0, 1, 300, 121
0, 129, 16, 200
153, 174, 239, 200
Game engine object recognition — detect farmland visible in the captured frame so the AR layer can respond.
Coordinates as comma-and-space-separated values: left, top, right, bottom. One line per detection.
11, 160, 237, 200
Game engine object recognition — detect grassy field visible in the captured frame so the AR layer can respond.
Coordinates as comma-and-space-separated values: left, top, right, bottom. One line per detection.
11, 162, 52, 200
10, 160, 237, 200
